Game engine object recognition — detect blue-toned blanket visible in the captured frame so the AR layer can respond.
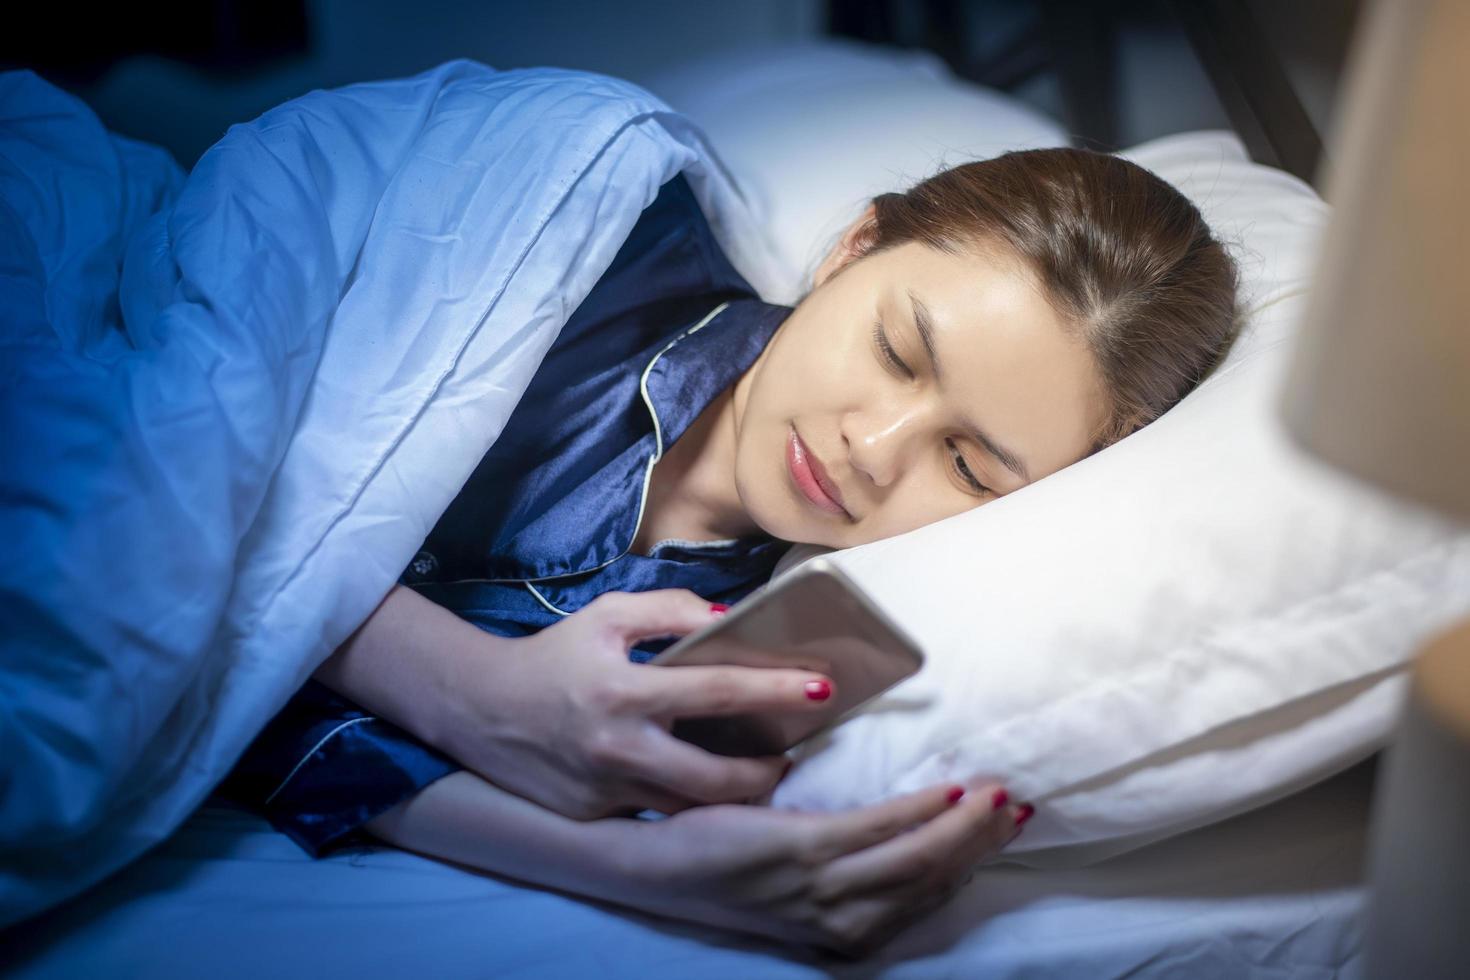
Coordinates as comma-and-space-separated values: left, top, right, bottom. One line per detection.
0, 61, 779, 926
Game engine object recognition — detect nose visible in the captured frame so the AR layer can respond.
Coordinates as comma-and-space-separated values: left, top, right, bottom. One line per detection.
842, 400, 930, 488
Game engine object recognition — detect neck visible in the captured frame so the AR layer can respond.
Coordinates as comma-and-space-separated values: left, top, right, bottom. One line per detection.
644, 380, 761, 544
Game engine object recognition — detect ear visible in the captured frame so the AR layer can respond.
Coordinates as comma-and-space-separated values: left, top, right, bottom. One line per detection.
812, 203, 879, 289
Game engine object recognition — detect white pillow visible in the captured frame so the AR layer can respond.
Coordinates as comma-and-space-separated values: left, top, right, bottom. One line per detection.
650, 43, 1470, 861
643, 39, 1069, 305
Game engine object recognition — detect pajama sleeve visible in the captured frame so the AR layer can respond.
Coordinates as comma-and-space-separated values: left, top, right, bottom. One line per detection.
217, 679, 460, 856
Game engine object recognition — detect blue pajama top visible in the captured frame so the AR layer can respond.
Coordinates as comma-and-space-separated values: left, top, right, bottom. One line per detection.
218, 174, 794, 855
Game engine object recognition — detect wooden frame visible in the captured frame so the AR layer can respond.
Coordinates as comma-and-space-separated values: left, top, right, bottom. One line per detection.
1165, 0, 1326, 185
827, 0, 1353, 186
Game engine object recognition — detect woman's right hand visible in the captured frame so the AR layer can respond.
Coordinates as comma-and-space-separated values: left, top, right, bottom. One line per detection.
430, 588, 837, 820
617, 779, 1030, 957
368, 767, 1033, 960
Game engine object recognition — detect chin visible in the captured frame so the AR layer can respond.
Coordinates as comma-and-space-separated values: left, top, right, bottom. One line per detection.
735, 474, 813, 547
747, 500, 806, 545
766, 505, 843, 549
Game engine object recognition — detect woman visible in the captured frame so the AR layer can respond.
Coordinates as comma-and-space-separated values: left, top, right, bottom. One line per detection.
221, 147, 1239, 955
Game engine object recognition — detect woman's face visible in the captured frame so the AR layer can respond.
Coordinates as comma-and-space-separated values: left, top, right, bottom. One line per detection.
731, 210, 1108, 549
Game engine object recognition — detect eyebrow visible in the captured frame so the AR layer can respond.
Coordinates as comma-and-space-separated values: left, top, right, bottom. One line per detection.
908, 289, 1033, 486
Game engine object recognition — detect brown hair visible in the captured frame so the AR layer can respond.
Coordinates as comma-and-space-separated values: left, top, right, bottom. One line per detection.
854, 147, 1241, 455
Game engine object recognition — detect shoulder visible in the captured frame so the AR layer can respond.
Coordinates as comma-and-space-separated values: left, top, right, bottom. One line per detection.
602, 173, 751, 298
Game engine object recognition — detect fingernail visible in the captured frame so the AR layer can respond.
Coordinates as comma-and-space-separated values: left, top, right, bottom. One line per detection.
803, 679, 831, 701
990, 788, 1009, 810
709, 603, 730, 616
946, 786, 965, 804
1014, 803, 1035, 828
781, 758, 795, 779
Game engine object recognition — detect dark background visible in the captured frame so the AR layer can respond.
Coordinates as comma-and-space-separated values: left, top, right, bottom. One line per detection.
4, 0, 1358, 180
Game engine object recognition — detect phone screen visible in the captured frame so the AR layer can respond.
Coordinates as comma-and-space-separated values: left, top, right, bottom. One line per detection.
649, 558, 924, 756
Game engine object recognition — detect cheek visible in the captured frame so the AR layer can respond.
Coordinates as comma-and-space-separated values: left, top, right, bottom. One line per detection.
733, 424, 781, 513
774, 310, 848, 376
866, 482, 982, 539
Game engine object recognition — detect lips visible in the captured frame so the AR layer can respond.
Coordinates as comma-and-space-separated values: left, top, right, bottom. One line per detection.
787, 427, 848, 517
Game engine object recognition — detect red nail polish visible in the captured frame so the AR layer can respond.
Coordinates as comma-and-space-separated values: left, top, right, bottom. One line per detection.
709, 603, 730, 616
1015, 803, 1035, 828
990, 788, 1009, 810
946, 786, 965, 804
804, 679, 832, 701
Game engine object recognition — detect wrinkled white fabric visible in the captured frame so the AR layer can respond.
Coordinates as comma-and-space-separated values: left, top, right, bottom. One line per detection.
0, 61, 780, 926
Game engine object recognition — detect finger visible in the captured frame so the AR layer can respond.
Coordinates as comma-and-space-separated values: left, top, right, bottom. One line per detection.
642, 664, 834, 719
888, 857, 978, 915
835, 862, 967, 956
887, 839, 990, 911
822, 784, 1016, 897
860, 797, 1017, 899
639, 733, 792, 804
592, 589, 723, 645
808, 782, 971, 862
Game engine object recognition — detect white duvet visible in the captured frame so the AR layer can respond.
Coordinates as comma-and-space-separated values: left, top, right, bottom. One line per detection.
0, 62, 782, 927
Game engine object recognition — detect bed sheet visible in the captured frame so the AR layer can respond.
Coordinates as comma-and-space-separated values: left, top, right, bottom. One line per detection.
0, 762, 1371, 979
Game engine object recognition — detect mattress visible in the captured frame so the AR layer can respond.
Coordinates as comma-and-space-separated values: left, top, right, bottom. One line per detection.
0, 761, 1371, 979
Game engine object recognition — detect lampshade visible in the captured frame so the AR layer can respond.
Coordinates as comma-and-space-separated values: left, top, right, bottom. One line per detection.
1277, 3, 1470, 976
1278, 0, 1470, 522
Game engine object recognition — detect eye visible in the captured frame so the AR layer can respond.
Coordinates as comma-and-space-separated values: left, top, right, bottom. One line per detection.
947, 438, 993, 496
871, 318, 914, 379
873, 319, 991, 497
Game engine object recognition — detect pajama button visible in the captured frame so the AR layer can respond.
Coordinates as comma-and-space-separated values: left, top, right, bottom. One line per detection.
407, 550, 438, 581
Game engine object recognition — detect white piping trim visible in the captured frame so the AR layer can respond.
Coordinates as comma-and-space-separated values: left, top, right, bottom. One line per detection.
525, 582, 573, 617
625, 299, 730, 553
648, 536, 740, 551
263, 716, 375, 806
440, 301, 732, 589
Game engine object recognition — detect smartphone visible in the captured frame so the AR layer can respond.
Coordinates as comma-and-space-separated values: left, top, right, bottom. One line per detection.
648, 557, 924, 757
